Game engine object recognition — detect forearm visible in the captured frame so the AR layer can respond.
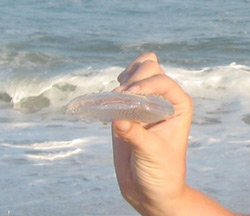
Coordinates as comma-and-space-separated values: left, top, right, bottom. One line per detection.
170, 186, 237, 216
153, 185, 246, 216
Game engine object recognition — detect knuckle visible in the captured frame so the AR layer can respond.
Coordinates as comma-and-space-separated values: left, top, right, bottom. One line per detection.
183, 93, 194, 117
141, 59, 158, 67
185, 93, 193, 109
125, 124, 144, 148
120, 189, 135, 205
140, 60, 163, 74
155, 74, 171, 83
142, 52, 158, 62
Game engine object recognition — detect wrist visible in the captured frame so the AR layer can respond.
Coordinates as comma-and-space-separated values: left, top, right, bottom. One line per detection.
137, 185, 188, 216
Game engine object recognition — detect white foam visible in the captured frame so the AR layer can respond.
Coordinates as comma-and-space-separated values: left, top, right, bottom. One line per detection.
4, 141, 71, 150
1, 138, 96, 162
0, 66, 122, 112
1, 63, 250, 114
228, 140, 250, 144
163, 63, 250, 100
26, 148, 82, 161
163, 64, 250, 122
11, 122, 37, 129
2, 138, 91, 150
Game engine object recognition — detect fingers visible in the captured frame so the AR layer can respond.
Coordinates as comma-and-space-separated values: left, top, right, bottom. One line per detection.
121, 73, 193, 142
126, 74, 192, 109
113, 52, 192, 146
115, 52, 192, 118
118, 52, 158, 84
125, 60, 164, 85
114, 61, 164, 92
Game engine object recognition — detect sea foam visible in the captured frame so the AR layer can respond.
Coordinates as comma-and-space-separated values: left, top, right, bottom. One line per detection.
1, 64, 250, 114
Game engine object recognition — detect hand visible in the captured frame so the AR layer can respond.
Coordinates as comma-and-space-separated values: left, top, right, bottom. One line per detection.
112, 52, 193, 215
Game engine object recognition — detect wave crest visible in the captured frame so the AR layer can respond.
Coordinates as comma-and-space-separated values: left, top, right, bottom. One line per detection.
1, 63, 250, 113
0, 67, 122, 113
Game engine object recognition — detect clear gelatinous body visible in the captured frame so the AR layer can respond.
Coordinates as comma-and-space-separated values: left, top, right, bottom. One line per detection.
66, 92, 174, 123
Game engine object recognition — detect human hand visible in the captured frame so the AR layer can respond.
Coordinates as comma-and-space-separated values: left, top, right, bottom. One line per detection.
112, 52, 193, 215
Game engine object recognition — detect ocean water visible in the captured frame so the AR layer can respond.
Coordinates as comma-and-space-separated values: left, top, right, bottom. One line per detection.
0, 0, 250, 215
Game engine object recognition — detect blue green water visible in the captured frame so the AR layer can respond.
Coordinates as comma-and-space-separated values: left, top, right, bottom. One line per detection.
1, 0, 250, 76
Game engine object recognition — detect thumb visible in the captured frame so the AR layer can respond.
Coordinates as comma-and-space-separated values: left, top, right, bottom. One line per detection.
112, 120, 159, 150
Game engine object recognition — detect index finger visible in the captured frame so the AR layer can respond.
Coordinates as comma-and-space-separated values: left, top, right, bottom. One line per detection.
125, 74, 193, 117
118, 52, 158, 84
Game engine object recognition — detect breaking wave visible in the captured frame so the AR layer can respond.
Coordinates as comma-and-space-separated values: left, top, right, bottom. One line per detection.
1, 63, 250, 114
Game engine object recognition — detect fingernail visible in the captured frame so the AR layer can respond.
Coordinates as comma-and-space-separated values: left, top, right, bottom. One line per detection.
112, 86, 127, 93
121, 74, 130, 84
127, 84, 140, 93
